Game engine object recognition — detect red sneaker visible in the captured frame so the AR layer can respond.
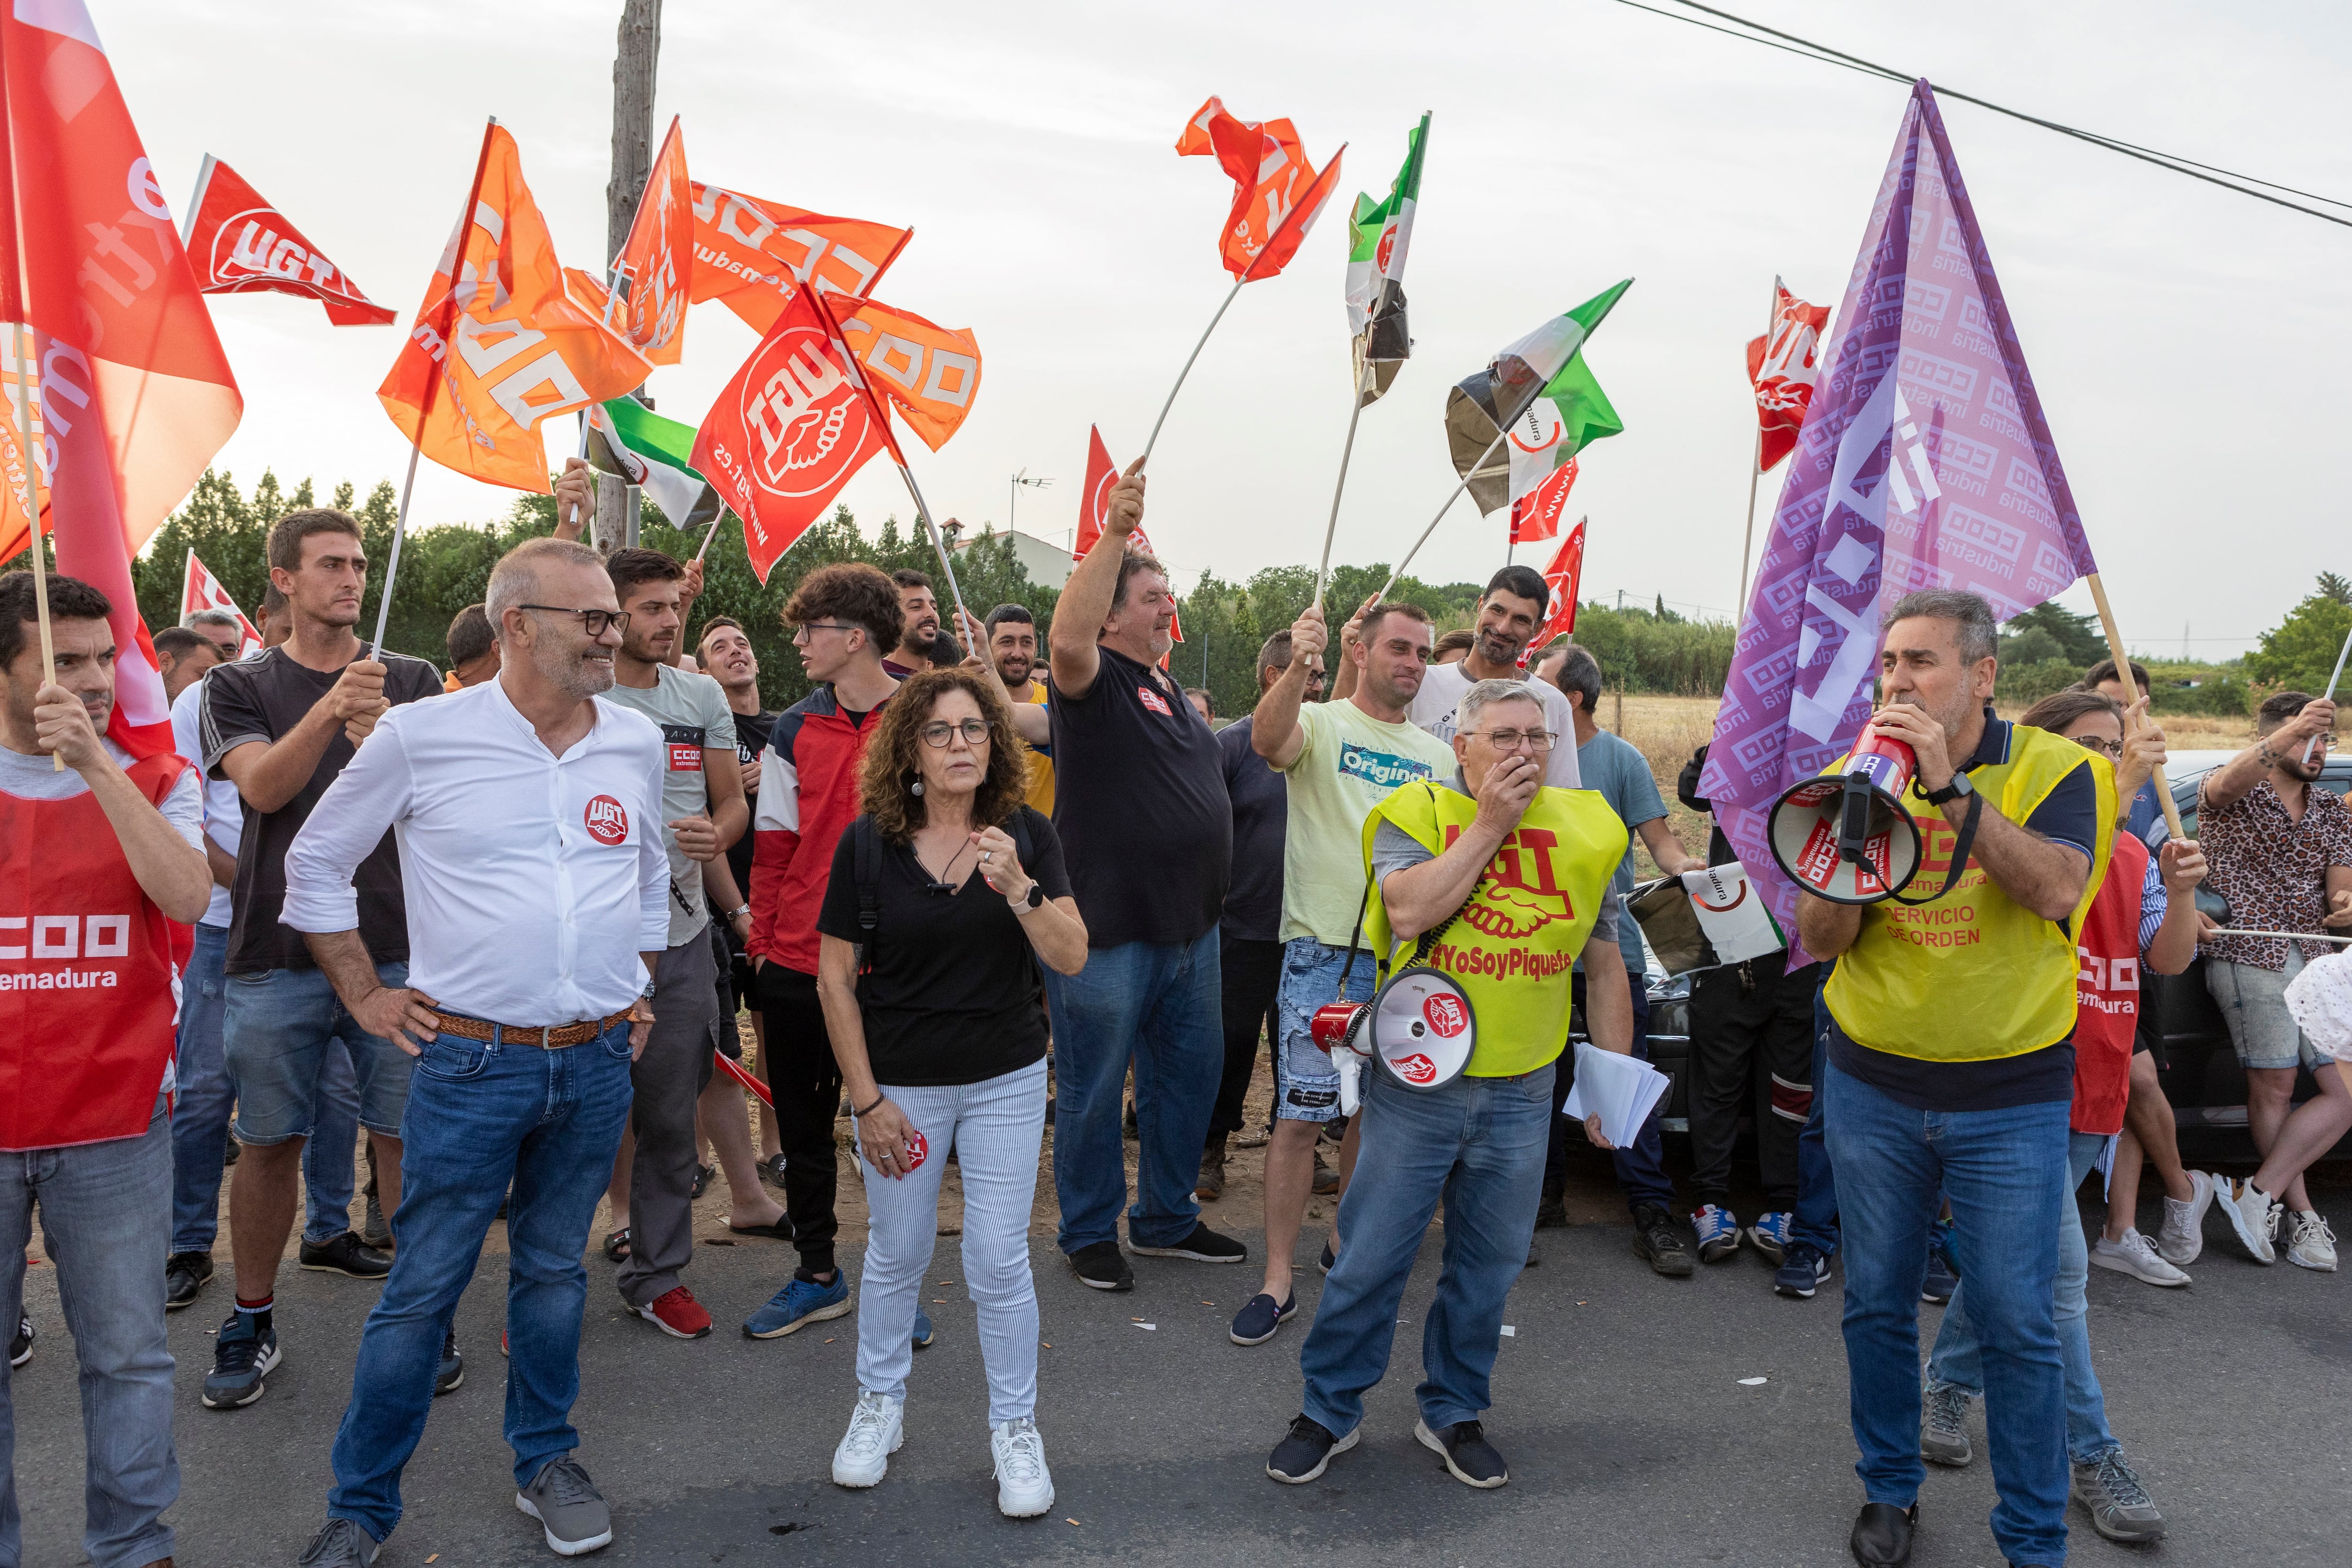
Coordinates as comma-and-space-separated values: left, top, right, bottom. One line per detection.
632, 1286, 713, 1339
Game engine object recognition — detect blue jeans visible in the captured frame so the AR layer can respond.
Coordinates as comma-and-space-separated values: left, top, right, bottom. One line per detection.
1554, 971, 1664, 1211
1825, 1059, 2071, 1568
1299, 1060, 1554, 1437
1929, 1131, 2117, 1465
303, 1042, 361, 1246
1792, 971, 1840, 1256
169, 923, 233, 1254
1, 1103, 177, 1568
1041, 930, 1222, 1253
1272, 940, 1375, 1123
326, 1018, 634, 1544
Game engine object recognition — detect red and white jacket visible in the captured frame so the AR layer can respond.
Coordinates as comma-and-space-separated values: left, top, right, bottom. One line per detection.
747, 685, 885, 976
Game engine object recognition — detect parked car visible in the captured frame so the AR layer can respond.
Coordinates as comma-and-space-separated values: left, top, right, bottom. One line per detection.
2139, 750, 2352, 1163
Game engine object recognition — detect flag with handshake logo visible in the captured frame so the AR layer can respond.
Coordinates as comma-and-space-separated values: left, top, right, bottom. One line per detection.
1700, 80, 2100, 956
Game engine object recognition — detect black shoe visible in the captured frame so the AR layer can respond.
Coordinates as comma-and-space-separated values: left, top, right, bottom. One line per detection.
8, 1316, 29, 1368
757, 1152, 789, 1192
1069, 1240, 1133, 1292
165, 1250, 214, 1311
1849, 1500, 1917, 1566
202, 1313, 280, 1409
1129, 1222, 1247, 1263
1311, 1149, 1340, 1195
1123, 1099, 1139, 1141
1416, 1417, 1509, 1488
1318, 1240, 1337, 1275
1525, 1236, 1541, 1267
222, 1134, 240, 1167
300, 1231, 392, 1279
296, 1516, 381, 1566
1631, 1203, 1695, 1278
1196, 1135, 1228, 1202
1229, 1292, 1297, 1346
1534, 1198, 1569, 1231
691, 1162, 715, 1201
359, 1190, 391, 1250
1320, 1114, 1348, 1146
1776, 1242, 1833, 1300
434, 1328, 463, 1395
1267, 1414, 1358, 1483
1922, 1235, 1958, 1304
1043, 1096, 1056, 1128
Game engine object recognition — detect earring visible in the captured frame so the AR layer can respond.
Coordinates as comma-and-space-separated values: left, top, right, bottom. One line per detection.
910, 775, 924, 797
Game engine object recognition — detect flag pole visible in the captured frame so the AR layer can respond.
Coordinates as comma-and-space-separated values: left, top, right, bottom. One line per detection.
373, 118, 500, 660
2083, 572, 2185, 840
1141, 145, 1345, 465
1376, 427, 1508, 603
8, 323, 57, 770
1735, 279, 1775, 616
570, 260, 631, 533
692, 510, 725, 564
2304, 620, 2352, 765
1312, 360, 1372, 612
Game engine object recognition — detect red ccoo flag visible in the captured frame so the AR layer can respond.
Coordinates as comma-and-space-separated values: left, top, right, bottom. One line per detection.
1746, 279, 1830, 473
1073, 425, 1181, 643
1176, 97, 1343, 280
1, 0, 245, 758
692, 281, 890, 584
181, 156, 395, 327
1532, 518, 1586, 651
181, 550, 262, 657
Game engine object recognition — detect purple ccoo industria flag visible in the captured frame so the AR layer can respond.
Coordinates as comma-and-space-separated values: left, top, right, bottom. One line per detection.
1699, 80, 2100, 957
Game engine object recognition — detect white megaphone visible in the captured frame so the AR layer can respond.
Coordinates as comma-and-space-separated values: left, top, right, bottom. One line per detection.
1766, 727, 1923, 905
1312, 968, 1479, 1108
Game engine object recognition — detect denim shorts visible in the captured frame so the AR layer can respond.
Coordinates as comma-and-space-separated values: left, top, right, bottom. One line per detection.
2207, 950, 2322, 1072
1273, 938, 1377, 1123
223, 960, 417, 1143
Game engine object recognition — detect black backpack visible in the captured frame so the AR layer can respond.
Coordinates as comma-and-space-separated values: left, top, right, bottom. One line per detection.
847, 807, 1038, 975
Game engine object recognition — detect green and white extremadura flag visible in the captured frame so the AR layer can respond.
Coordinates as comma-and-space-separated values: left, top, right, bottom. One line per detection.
588, 396, 716, 532
1343, 112, 1429, 407
1445, 279, 1632, 514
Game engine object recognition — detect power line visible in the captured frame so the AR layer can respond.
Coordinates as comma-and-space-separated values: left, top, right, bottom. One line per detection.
1613, 0, 2352, 230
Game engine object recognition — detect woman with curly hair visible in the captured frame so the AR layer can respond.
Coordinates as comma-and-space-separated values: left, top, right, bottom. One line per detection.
813, 667, 1088, 1516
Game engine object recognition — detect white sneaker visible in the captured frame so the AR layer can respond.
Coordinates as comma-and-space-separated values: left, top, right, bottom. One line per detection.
2155, 1170, 2215, 1266
831, 1391, 905, 1488
2090, 1228, 2191, 1287
2220, 1178, 2279, 1265
2286, 1210, 2337, 1272
990, 1416, 1056, 1517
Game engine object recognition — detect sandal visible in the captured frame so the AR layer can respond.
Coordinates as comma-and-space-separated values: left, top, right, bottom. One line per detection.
603, 1226, 631, 1263
690, 1163, 715, 1201
756, 1154, 788, 1193
726, 1217, 795, 1242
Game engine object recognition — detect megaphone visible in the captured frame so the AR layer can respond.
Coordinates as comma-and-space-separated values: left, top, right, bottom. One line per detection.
1766, 727, 1923, 905
1311, 967, 1479, 1104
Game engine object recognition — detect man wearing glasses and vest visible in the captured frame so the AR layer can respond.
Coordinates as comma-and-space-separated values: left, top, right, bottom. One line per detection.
1266, 677, 1633, 1492
1798, 590, 2114, 1568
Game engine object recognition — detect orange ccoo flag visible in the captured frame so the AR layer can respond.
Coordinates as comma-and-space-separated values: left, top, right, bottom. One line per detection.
1176, 96, 1344, 280
378, 124, 652, 493
837, 300, 981, 452
690, 182, 911, 337
609, 116, 692, 364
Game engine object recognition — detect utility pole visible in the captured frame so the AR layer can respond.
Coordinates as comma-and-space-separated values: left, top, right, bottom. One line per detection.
603, 0, 660, 548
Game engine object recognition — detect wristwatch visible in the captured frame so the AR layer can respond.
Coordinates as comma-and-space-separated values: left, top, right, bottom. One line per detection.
1018, 881, 1045, 910
1923, 772, 1975, 807
725, 904, 751, 923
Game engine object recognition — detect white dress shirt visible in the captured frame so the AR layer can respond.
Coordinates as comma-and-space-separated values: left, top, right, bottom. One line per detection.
283, 677, 669, 1025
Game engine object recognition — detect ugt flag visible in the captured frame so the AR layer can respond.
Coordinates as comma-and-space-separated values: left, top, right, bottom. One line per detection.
1747, 278, 1829, 473
181, 155, 396, 326
182, 551, 263, 656
1073, 425, 1180, 642
1700, 81, 2100, 953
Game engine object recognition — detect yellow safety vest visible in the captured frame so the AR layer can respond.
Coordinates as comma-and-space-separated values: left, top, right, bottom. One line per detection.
1824, 723, 2115, 1062
1362, 781, 1628, 1077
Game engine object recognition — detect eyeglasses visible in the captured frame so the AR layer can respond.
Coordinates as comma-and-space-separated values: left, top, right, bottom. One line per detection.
2071, 735, 2124, 758
1473, 728, 1555, 752
791, 621, 859, 642
919, 718, 992, 748
519, 605, 629, 638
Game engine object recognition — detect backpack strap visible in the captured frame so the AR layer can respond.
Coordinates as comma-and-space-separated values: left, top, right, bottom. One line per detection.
852, 816, 882, 970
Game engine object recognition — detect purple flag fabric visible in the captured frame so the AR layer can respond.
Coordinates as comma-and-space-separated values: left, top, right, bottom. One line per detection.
1700, 80, 2099, 958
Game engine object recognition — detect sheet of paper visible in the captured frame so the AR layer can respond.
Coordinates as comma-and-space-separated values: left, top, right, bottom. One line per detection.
1561, 1041, 1671, 1150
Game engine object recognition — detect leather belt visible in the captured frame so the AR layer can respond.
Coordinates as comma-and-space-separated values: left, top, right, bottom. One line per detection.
431, 1010, 635, 1049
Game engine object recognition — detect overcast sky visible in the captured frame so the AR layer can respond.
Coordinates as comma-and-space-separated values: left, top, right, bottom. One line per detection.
106, 0, 2350, 656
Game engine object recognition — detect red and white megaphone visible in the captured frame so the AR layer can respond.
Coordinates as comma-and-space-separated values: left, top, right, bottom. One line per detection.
1311, 969, 1479, 1111
1766, 726, 1923, 905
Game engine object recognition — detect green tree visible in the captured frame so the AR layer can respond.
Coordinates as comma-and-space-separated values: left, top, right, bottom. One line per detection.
1998, 601, 2103, 666
2245, 576, 2352, 694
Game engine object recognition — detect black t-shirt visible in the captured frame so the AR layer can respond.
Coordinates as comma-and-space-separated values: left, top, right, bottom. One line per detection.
723, 707, 778, 898
815, 807, 1072, 1087
1047, 643, 1230, 948
1217, 716, 1286, 943
199, 645, 444, 973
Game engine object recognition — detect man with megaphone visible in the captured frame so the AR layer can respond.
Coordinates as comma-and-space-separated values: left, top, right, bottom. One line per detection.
1264, 678, 1634, 1493
1791, 590, 2114, 1568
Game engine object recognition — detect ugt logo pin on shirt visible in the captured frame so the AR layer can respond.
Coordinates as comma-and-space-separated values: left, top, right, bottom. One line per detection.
584, 795, 629, 845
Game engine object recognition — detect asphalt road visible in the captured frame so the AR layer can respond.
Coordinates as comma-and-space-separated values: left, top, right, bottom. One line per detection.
11, 1171, 2350, 1568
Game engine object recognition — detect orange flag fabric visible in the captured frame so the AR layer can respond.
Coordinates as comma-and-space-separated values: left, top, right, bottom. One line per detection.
1073, 425, 1181, 643
837, 300, 981, 452
378, 124, 652, 494
610, 116, 692, 364
689, 182, 911, 336
181, 155, 396, 326
1175, 96, 1344, 280
691, 282, 890, 584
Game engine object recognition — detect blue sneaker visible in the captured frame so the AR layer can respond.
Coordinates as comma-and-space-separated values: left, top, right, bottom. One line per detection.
1748, 1211, 1793, 1265
912, 1309, 934, 1350
1228, 1291, 1298, 1346
1691, 1204, 1741, 1263
1773, 1242, 1831, 1300
743, 1272, 852, 1339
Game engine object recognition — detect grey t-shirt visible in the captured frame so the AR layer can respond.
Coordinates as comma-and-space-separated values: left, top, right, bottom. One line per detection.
1575, 728, 1666, 973
1369, 772, 1618, 955
602, 664, 737, 948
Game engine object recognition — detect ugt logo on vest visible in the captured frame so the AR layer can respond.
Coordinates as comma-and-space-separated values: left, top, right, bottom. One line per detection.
743, 326, 870, 500
584, 795, 629, 845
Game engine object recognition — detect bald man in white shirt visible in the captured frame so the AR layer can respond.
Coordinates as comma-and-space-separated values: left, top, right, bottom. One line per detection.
281, 538, 668, 1566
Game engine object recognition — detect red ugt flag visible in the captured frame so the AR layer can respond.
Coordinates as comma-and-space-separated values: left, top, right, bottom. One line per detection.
1073, 425, 1180, 642
1532, 519, 1586, 650
1, 0, 245, 758
1746, 278, 1829, 473
1175, 97, 1343, 281
182, 155, 395, 326
1510, 459, 1577, 546
692, 283, 890, 584
181, 551, 262, 657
